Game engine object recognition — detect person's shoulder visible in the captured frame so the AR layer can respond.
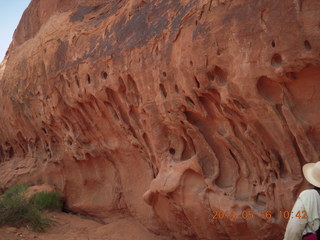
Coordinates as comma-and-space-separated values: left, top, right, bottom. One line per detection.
299, 189, 319, 198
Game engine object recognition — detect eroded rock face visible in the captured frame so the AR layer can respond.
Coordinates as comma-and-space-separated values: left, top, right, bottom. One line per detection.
0, 0, 320, 239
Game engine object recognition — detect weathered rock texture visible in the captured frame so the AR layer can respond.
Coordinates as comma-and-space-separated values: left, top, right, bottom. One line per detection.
0, 0, 320, 239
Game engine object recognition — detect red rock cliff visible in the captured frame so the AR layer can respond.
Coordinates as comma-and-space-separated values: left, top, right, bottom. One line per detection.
0, 0, 320, 239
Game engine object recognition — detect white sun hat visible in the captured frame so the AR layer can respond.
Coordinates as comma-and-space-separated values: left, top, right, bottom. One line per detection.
303, 162, 320, 188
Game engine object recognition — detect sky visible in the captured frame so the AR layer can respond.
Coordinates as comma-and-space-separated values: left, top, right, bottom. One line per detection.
0, 0, 31, 62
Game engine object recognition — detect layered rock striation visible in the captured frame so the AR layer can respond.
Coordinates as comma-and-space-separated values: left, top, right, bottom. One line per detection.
0, 0, 320, 239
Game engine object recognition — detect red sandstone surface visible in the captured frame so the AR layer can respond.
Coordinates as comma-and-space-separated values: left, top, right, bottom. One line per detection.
0, 0, 320, 239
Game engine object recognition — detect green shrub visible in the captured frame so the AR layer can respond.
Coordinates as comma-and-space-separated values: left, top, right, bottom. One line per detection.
0, 195, 51, 231
29, 191, 62, 211
3, 183, 28, 198
0, 184, 58, 231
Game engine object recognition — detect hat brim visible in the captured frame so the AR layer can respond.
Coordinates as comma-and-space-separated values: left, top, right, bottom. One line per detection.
303, 163, 320, 188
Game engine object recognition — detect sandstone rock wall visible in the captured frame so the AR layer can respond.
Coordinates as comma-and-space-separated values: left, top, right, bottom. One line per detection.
0, 0, 320, 239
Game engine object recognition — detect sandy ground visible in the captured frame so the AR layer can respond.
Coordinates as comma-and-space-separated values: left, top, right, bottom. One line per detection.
0, 212, 170, 240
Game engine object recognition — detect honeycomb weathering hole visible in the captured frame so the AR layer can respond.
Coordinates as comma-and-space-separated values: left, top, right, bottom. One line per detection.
101, 71, 108, 79
271, 54, 282, 67
255, 192, 267, 206
207, 66, 227, 86
304, 40, 312, 50
194, 76, 200, 88
8, 147, 14, 158
257, 76, 282, 104
174, 85, 179, 93
87, 74, 91, 84
169, 148, 176, 155
75, 75, 80, 88
185, 96, 195, 106
159, 84, 167, 98
285, 72, 297, 80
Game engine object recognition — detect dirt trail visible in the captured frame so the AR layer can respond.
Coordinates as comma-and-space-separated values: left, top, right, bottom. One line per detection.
0, 212, 170, 240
